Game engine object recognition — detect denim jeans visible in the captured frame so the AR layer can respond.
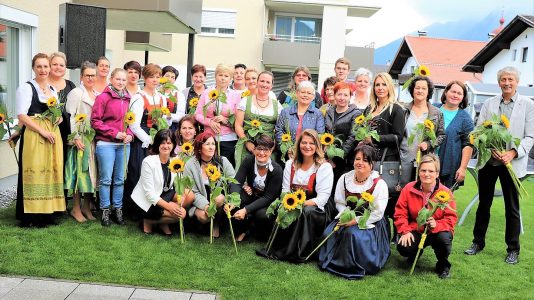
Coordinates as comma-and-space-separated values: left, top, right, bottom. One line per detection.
96, 143, 130, 209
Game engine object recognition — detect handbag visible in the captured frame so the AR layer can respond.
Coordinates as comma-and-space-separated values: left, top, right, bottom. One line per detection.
372, 136, 413, 195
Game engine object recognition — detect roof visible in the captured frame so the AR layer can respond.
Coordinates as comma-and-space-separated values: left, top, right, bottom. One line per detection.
463, 15, 534, 72
389, 35, 486, 86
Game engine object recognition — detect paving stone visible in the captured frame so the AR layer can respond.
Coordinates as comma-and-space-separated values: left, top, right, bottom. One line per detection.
68, 283, 134, 299
130, 288, 192, 300
190, 293, 216, 300
16, 278, 78, 293
1, 288, 73, 300
0, 277, 23, 288
0, 287, 12, 298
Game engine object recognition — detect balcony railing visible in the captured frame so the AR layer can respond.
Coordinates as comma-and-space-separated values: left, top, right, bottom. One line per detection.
265, 33, 321, 44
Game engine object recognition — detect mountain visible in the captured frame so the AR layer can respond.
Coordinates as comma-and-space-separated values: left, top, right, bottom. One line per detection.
374, 10, 519, 65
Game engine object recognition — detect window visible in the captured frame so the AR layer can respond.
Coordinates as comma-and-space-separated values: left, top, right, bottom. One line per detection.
274, 15, 322, 43
522, 47, 528, 62
201, 10, 236, 37
512, 49, 517, 61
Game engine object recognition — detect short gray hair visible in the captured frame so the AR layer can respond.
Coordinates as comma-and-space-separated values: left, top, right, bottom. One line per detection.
497, 66, 521, 82
296, 80, 316, 93
81, 61, 97, 75
354, 67, 373, 81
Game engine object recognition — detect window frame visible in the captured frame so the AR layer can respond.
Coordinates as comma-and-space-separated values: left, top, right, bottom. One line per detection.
521, 47, 528, 63
273, 13, 322, 43
200, 8, 237, 38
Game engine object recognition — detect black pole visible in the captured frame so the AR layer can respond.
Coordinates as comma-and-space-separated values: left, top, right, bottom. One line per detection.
144, 50, 149, 65
186, 33, 195, 87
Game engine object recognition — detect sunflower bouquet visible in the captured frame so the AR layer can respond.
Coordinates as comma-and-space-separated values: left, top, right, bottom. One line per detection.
123, 109, 136, 179
320, 132, 344, 160
203, 89, 228, 155
408, 119, 437, 173
470, 114, 527, 199
241, 89, 251, 98
235, 115, 268, 166
159, 77, 178, 103
67, 113, 96, 192
410, 190, 454, 275
40, 97, 64, 129
148, 106, 171, 141
351, 114, 380, 142
0, 103, 19, 163
305, 191, 375, 260
188, 97, 199, 115
279, 121, 294, 162
402, 65, 431, 90
169, 157, 194, 243
265, 189, 307, 254
205, 163, 241, 253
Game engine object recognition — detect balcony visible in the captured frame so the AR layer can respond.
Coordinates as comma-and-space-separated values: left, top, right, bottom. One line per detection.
262, 34, 321, 69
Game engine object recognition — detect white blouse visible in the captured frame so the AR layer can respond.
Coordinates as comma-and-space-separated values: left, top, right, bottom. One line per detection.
16, 80, 58, 115
334, 170, 389, 228
237, 95, 282, 117
282, 159, 334, 211
129, 90, 169, 148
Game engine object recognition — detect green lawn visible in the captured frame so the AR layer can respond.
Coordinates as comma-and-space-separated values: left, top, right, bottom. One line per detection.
1, 175, 533, 299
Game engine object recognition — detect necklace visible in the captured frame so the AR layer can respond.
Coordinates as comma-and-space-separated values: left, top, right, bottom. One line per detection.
201, 158, 213, 164
162, 162, 171, 192
354, 174, 369, 184
256, 97, 269, 109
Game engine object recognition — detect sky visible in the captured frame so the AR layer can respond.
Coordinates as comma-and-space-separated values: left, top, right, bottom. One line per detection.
346, 0, 533, 48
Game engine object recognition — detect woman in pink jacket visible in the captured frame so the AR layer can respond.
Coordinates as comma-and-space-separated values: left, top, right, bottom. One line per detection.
91, 68, 133, 227
195, 64, 241, 166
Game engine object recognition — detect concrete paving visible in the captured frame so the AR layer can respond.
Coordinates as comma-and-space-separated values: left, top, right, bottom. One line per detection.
0, 276, 216, 300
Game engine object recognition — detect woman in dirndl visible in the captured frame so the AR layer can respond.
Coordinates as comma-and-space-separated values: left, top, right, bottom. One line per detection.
15, 53, 66, 227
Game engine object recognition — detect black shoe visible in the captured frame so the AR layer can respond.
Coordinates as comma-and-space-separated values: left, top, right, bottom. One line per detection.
505, 251, 519, 264
464, 243, 483, 255
101, 209, 111, 227
114, 208, 125, 225
438, 269, 451, 279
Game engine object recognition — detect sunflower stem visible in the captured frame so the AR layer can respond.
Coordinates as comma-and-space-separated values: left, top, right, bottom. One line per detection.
266, 222, 279, 254
210, 217, 214, 244
227, 213, 238, 254
305, 224, 339, 261
410, 226, 428, 275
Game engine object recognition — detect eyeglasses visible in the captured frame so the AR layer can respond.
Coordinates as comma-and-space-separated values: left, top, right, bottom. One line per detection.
83, 74, 97, 78
255, 147, 271, 153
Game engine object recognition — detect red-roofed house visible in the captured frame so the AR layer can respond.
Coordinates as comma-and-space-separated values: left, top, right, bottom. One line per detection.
388, 35, 486, 102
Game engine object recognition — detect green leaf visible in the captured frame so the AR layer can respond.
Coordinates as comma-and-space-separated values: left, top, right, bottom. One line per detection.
346, 196, 358, 204
357, 209, 371, 229
266, 199, 280, 217
339, 208, 356, 223
416, 207, 430, 227
211, 186, 223, 200
207, 201, 217, 218
226, 192, 241, 207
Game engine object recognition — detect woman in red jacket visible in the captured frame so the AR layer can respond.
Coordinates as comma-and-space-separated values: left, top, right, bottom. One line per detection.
394, 153, 457, 279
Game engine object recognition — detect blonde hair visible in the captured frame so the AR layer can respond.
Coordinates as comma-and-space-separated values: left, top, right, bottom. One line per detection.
110, 68, 126, 79
418, 153, 440, 174
50, 51, 67, 64
369, 72, 397, 113
293, 129, 325, 169
215, 64, 234, 77
245, 68, 259, 77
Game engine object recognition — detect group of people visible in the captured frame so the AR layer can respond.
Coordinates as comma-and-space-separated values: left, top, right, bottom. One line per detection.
12, 52, 533, 280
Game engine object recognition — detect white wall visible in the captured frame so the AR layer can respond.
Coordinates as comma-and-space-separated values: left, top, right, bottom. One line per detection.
318, 5, 348, 86
482, 27, 533, 86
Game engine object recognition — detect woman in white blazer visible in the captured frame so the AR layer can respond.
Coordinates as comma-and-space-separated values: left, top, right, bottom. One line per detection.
131, 129, 186, 235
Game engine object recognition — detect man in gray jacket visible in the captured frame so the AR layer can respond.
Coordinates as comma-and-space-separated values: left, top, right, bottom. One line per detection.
465, 66, 534, 264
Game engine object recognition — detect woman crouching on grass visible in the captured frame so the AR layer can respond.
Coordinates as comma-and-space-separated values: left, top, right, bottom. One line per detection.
394, 154, 457, 279
131, 129, 193, 235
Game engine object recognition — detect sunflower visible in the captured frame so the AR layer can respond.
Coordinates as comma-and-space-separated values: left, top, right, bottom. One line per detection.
320, 133, 335, 146
294, 189, 306, 204
360, 191, 375, 203
161, 107, 171, 116
169, 158, 185, 173
281, 133, 291, 142
250, 119, 261, 128
435, 190, 451, 203
189, 97, 199, 107
209, 170, 221, 182
0, 113, 5, 124
74, 113, 87, 123
320, 107, 327, 117
124, 111, 136, 125
500, 114, 510, 129
46, 97, 57, 107
282, 193, 299, 211
482, 120, 492, 128
159, 77, 169, 85
209, 89, 219, 100
241, 90, 251, 98
469, 134, 475, 145
417, 65, 430, 77
355, 114, 365, 125
181, 142, 194, 155
424, 119, 434, 131
205, 164, 219, 177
